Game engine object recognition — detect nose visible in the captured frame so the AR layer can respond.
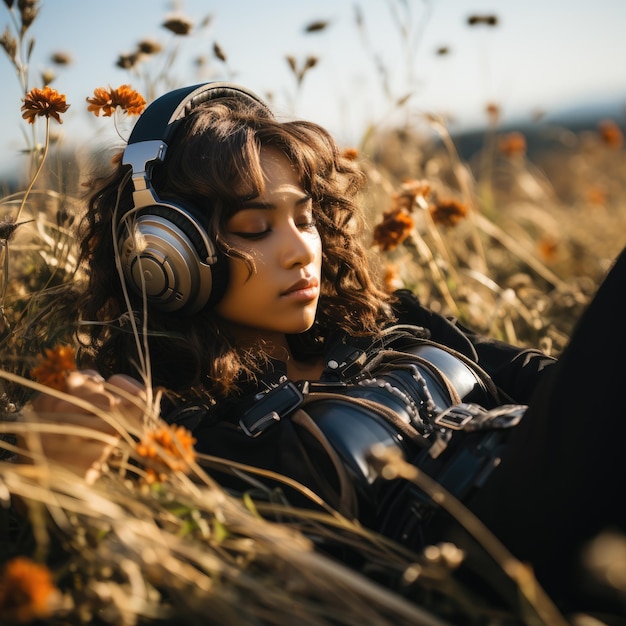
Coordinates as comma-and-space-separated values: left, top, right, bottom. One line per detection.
281, 222, 317, 268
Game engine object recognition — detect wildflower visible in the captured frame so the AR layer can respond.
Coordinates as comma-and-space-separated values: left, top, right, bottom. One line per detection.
537, 236, 558, 263
86, 84, 146, 117
30, 345, 77, 392
1, 26, 17, 61
429, 198, 468, 228
383, 264, 404, 293
18, 0, 40, 31
114, 84, 146, 115
50, 50, 71, 65
485, 102, 500, 125
498, 131, 526, 157
21, 86, 70, 124
388, 179, 431, 214
286, 55, 319, 85
400, 179, 431, 203
0, 218, 33, 242
213, 42, 227, 63
116, 52, 140, 70
467, 14, 498, 26
162, 14, 194, 35
342, 147, 359, 161
373, 208, 414, 251
597, 119, 623, 149
137, 38, 162, 55
0, 557, 60, 623
135, 424, 197, 483
304, 19, 330, 33
41, 69, 55, 85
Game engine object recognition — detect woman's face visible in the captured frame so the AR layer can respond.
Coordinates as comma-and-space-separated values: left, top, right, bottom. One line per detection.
214, 147, 323, 340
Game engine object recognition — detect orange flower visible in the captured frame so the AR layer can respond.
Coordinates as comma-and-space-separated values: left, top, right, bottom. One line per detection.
485, 102, 500, 125
498, 131, 526, 157
114, 84, 146, 115
597, 119, 624, 149
21, 86, 70, 124
401, 179, 431, 198
372, 208, 414, 251
86, 86, 115, 117
0, 557, 60, 623
30, 345, 77, 392
586, 185, 607, 206
391, 179, 432, 212
429, 198, 468, 228
86, 84, 146, 117
341, 147, 359, 161
135, 424, 197, 483
383, 264, 404, 293
537, 236, 558, 263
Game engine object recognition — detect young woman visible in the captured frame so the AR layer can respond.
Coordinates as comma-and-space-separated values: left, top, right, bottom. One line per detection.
33, 82, 626, 617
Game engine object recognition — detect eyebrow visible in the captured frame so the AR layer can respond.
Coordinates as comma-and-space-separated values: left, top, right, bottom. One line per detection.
239, 193, 312, 210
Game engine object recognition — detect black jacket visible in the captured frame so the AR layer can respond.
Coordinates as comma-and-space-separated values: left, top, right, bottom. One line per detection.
165, 290, 556, 520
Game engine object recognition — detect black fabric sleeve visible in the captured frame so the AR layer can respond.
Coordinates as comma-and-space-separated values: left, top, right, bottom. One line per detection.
391, 289, 556, 404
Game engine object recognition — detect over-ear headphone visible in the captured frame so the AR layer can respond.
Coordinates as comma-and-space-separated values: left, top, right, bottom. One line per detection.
118, 82, 272, 314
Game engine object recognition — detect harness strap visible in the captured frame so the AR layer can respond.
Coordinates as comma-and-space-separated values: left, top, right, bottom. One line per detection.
300, 391, 431, 447
290, 408, 359, 518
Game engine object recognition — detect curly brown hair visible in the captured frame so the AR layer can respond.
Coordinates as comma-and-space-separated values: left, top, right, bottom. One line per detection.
77, 93, 394, 399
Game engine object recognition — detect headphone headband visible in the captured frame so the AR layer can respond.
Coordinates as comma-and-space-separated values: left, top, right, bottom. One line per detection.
127, 82, 271, 144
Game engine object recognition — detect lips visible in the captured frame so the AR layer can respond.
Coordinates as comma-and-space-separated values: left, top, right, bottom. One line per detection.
281, 276, 319, 297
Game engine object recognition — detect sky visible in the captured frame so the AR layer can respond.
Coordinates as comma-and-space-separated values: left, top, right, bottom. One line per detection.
2, 0, 626, 175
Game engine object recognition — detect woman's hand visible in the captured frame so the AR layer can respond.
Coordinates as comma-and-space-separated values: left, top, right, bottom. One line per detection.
23, 370, 149, 482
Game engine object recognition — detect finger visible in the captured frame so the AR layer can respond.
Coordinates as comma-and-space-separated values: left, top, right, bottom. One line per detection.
106, 374, 147, 398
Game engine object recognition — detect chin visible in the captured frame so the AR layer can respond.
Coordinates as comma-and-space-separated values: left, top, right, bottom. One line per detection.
287, 318, 317, 335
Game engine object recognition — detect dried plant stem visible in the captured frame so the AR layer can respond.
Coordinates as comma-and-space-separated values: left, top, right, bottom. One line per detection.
475, 213, 568, 290
14, 118, 50, 224
428, 116, 488, 274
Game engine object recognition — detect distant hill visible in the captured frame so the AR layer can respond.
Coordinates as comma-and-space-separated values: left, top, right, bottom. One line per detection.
450, 94, 626, 162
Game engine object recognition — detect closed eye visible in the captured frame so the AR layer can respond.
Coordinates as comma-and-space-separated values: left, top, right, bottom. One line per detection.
230, 229, 271, 240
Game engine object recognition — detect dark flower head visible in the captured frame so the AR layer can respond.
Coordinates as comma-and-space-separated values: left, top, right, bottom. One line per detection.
304, 19, 330, 33
18, 0, 39, 31
116, 52, 140, 70
50, 50, 71, 65
0, 218, 34, 241
213, 42, 227, 63
372, 208, 415, 251
137, 38, 162, 55
1, 26, 17, 60
162, 15, 193, 35
467, 14, 498, 26
429, 198, 468, 228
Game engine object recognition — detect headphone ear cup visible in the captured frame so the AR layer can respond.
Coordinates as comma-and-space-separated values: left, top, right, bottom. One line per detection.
118, 202, 222, 313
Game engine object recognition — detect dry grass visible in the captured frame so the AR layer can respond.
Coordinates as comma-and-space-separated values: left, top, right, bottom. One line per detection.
2, 2, 626, 624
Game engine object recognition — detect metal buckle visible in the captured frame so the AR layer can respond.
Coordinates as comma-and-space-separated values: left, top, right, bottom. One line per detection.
239, 380, 304, 438
325, 344, 367, 380
433, 403, 483, 430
